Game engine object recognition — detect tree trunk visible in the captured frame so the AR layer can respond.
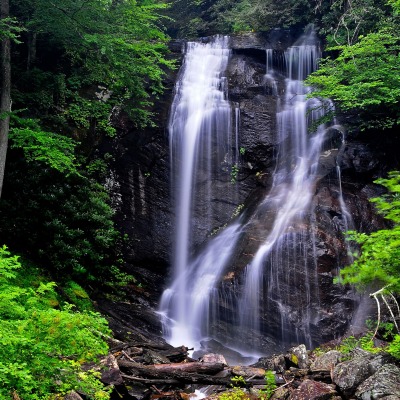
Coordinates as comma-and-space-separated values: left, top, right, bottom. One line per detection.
0, 0, 11, 198
27, 31, 37, 70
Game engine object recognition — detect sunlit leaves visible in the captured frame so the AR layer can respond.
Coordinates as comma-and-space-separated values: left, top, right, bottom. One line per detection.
306, 29, 400, 130
10, 118, 79, 175
0, 246, 111, 398
339, 172, 400, 293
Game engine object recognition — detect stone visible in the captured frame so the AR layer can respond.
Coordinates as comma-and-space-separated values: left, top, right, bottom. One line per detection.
231, 365, 266, 378
287, 345, 311, 369
253, 354, 287, 373
311, 350, 343, 372
332, 352, 393, 397
142, 349, 171, 365
289, 380, 339, 400
355, 364, 400, 400
99, 354, 124, 386
64, 392, 84, 400
200, 353, 228, 365
270, 386, 291, 400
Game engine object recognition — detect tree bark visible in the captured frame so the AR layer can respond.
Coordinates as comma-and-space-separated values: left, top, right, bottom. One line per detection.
118, 360, 225, 375
27, 31, 37, 70
0, 0, 11, 198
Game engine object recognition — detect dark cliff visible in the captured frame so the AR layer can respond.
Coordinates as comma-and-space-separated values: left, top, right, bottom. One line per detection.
101, 31, 400, 353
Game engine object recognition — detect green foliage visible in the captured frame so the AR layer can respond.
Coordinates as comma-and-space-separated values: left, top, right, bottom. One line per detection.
0, 156, 121, 282
231, 164, 239, 184
0, 246, 111, 399
258, 371, 277, 400
230, 375, 246, 387
338, 171, 400, 293
218, 387, 248, 400
317, 0, 390, 47
219, 376, 248, 400
387, 334, 400, 358
0, 16, 24, 42
306, 1, 400, 131
336, 336, 359, 353
15, 0, 174, 128
63, 281, 95, 311
10, 117, 79, 175
164, 0, 314, 37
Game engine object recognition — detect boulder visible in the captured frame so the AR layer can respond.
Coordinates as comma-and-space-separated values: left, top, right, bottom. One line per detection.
311, 350, 343, 372
289, 380, 339, 400
355, 364, 400, 400
287, 345, 311, 369
253, 354, 287, 373
100, 354, 124, 386
200, 353, 228, 365
332, 352, 393, 397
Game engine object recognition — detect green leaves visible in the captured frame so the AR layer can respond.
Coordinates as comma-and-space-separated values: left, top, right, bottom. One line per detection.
338, 172, 400, 293
10, 118, 79, 175
0, 246, 111, 398
306, 1, 400, 131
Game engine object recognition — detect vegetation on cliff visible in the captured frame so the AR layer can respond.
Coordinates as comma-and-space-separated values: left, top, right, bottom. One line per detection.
306, 0, 400, 131
0, 0, 173, 282
0, 0, 172, 397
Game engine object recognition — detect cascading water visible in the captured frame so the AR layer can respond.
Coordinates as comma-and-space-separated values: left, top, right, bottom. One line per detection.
237, 32, 330, 350
160, 30, 355, 358
159, 36, 240, 350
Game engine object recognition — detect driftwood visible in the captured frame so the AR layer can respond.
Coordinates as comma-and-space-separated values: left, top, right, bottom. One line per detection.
120, 372, 232, 386
118, 360, 230, 386
119, 360, 225, 375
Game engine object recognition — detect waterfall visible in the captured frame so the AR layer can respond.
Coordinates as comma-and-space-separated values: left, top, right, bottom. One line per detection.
159, 36, 239, 350
237, 32, 329, 350
159, 30, 353, 357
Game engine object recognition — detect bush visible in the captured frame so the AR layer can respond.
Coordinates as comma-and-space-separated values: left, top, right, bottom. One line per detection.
0, 245, 111, 399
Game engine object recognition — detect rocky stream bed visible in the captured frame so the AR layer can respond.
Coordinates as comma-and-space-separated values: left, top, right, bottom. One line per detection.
67, 330, 400, 400
57, 294, 396, 400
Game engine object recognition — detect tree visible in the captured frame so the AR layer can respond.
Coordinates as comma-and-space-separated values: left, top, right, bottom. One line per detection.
306, 0, 400, 131
0, 0, 10, 198
338, 171, 400, 335
339, 171, 400, 294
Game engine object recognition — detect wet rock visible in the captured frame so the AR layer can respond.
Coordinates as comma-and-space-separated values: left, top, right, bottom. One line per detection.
64, 392, 84, 400
104, 32, 398, 360
332, 352, 393, 397
289, 380, 339, 400
253, 354, 287, 373
194, 339, 256, 365
200, 353, 228, 365
100, 354, 124, 386
271, 386, 291, 400
311, 350, 343, 372
142, 349, 171, 365
287, 345, 310, 369
355, 364, 400, 400
285, 368, 309, 379
232, 365, 266, 378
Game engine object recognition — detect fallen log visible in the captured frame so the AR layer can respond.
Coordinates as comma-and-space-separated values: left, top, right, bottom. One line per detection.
120, 372, 232, 386
118, 360, 225, 376
118, 360, 232, 387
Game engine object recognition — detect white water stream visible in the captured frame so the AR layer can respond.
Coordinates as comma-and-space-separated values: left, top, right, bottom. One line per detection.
160, 31, 352, 356
159, 36, 239, 350
238, 33, 328, 348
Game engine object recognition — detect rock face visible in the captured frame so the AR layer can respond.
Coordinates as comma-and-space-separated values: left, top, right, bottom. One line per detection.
105, 31, 399, 353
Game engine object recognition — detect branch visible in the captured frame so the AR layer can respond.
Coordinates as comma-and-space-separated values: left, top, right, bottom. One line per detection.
381, 293, 400, 334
